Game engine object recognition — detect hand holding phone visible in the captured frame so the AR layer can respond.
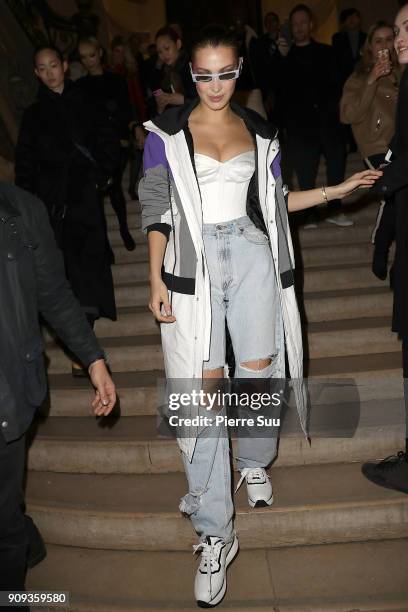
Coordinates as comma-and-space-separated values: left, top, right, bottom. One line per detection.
367, 49, 391, 84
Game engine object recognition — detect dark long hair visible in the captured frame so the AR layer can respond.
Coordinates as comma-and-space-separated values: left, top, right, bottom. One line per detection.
191, 25, 239, 62
33, 44, 64, 66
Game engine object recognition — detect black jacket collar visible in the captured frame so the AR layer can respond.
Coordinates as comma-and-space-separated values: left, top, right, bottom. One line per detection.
37, 78, 76, 103
151, 98, 277, 140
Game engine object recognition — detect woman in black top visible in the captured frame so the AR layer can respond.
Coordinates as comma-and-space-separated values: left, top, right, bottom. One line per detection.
15, 45, 118, 375
78, 36, 139, 251
153, 26, 197, 114
361, 4, 408, 492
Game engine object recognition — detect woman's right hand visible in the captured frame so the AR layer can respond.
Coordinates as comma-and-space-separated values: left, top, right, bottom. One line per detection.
367, 58, 391, 85
149, 277, 176, 323
277, 36, 290, 57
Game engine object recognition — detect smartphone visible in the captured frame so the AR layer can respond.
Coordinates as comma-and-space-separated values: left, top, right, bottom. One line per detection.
279, 21, 292, 47
377, 48, 390, 61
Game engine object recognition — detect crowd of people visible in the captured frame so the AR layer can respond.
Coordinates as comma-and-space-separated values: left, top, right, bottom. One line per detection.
2, 1, 408, 610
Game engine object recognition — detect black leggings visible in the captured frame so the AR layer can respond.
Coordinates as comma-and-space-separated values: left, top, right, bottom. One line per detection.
108, 147, 129, 231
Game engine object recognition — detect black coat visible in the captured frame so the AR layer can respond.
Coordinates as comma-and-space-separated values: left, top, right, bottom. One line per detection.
15, 80, 117, 319
77, 71, 133, 143
372, 68, 408, 338
0, 183, 104, 443
279, 39, 343, 139
332, 30, 367, 86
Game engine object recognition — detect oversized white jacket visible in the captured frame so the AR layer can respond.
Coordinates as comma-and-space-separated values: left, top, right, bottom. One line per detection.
139, 100, 307, 461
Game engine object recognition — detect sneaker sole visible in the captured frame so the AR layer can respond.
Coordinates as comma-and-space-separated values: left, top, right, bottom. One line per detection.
325, 219, 354, 227
196, 536, 239, 608
362, 470, 408, 495
249, 493, 274, 508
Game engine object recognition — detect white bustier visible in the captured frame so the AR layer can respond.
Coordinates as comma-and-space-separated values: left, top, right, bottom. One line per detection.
194, 150, 255, 223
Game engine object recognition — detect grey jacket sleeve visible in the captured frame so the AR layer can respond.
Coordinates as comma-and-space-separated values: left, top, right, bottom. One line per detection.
138, 131, 172, 238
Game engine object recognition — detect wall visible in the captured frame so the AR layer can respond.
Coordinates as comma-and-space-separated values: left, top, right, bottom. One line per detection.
102, 0, 166, 42
48, 0, 165, 45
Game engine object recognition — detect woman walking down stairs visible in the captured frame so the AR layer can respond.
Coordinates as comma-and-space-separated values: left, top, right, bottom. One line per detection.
26, 155, 408, 610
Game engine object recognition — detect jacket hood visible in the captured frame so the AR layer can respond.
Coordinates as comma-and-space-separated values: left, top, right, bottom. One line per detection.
150, 98, 277, 139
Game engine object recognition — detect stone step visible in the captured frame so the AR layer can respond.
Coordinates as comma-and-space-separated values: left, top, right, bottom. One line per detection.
108, 281, 150, 307
306, 316, 399, 359
107, 212, 380, 251
112, 261, 148, 283
43, 307, 157, 342
96, 283, 393, 322
303, 286, 392, 322
298, 263, 386, 292
43, 371, 161, 417
43, 287, 394, 343
44, 317, 399, 374
45, 335, 163, 374
26, 539, 408, 611
112, 285, 392, 324
25, 462, 408, 551
107, 217, 382, 253
293, 217, 376, 248
108, 227, 145, 247
106, 211, 141, 230
28, 396, 405, 474
111, 259, 386, 289
41, 350, 403, 418
104, 194, 381, 229
110, 241, 378, 268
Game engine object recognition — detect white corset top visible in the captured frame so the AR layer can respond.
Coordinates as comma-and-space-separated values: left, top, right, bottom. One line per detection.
194, 150, 255, 224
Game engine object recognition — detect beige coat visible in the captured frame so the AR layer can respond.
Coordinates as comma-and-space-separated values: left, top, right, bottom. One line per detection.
340, 68, 401, 158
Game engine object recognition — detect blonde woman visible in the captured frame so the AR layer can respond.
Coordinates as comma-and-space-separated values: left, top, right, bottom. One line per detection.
341, 20, 401, 165
341, 21, 402, 281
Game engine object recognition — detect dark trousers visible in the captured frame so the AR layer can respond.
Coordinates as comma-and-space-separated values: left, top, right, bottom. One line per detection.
402, 340, 408, 453
108, 147, 130, 231
287, 129, 347, 218
0, 433, 28, 594
365, 153, 395, 252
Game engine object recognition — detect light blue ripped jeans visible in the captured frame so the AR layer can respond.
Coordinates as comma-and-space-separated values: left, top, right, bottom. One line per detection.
180, 216, 283, 543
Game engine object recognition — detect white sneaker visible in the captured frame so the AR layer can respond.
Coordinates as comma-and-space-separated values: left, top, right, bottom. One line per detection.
325, 212, 354, 227
235, 467, 273, 508
194, 535, 239, 607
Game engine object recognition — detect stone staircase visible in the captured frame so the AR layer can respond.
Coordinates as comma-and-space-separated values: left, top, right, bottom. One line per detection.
26, 154, 408, 611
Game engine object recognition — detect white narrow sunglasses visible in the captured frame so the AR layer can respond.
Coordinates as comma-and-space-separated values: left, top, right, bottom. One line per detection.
189, 57, 243, 83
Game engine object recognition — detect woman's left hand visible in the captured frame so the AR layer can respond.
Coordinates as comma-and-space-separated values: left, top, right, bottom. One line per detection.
156, 92, 185, 113
156, 92, 172, 113
336, 169, 383, 199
